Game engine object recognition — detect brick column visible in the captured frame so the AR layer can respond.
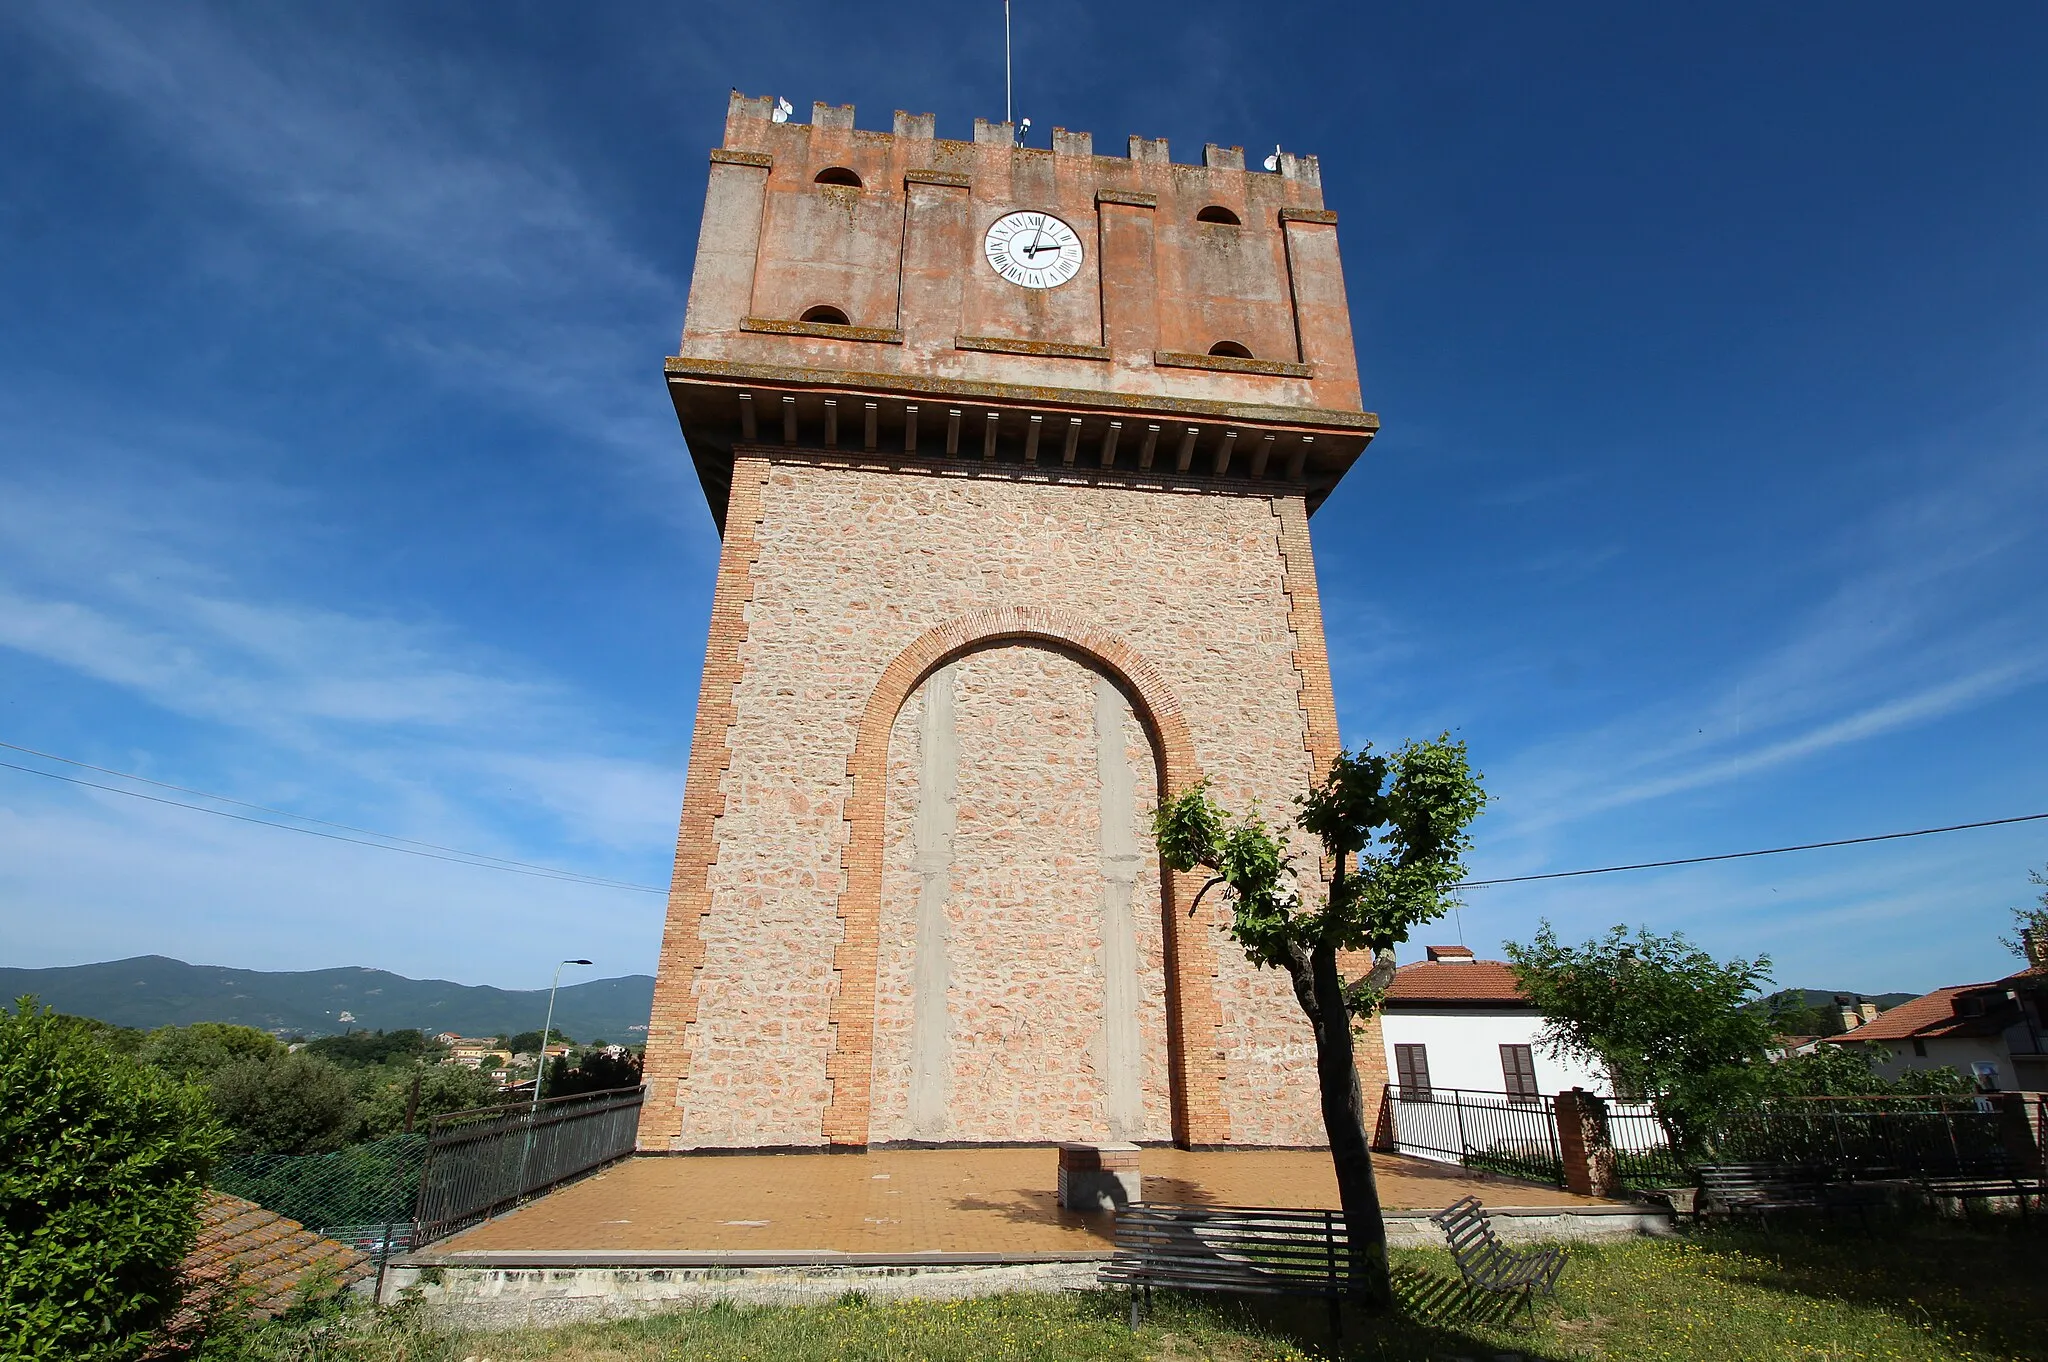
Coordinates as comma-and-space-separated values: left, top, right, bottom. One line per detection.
1556, 1088, 1619, 1199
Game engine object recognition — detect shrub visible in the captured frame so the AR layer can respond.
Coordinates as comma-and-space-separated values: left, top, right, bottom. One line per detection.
207, 1053, 358, 1156
1, 996, 228, 1361
138, 1023, 283, 1082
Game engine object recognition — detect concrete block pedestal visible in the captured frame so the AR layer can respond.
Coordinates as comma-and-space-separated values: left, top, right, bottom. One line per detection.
1057, 1142, 1142, 1211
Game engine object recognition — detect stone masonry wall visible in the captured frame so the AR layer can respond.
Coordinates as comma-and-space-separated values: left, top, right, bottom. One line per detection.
648, 453, 1344, 1148
869, 647, 1172, 1145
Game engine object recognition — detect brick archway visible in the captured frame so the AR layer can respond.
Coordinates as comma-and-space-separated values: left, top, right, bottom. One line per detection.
819, 606, 1230, 1148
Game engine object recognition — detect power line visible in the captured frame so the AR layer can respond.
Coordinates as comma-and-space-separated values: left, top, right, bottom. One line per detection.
3, 739, 2040, 898
1455, 812, 2048, 889
0, 738, 656, 884
0, 753, 667, 894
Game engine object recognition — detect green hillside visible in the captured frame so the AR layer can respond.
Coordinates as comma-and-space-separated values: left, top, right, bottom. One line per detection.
0, 955, 654, 1041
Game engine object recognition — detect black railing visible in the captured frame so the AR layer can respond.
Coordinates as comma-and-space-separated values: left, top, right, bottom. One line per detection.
1380, 1085, 1564, 1186
1693, 1097, 2009, 1178
1602, 1100, 1687, 1188
413, 1085, 644, 1246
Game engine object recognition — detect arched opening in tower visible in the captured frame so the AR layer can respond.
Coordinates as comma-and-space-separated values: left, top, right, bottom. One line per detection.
868, 642, 1173, 1144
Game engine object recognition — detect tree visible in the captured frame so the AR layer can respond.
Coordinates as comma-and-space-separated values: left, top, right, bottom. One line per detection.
303, 1028, 437, 1069
137, 1023, 283, 1082
541, 1048, 644, 1099
504, 1028, 569, 1055
354, 1063, 501, 1137
1504, 923, 1776, 1137
206, 1052, 359, 1156
1998, 862, 2048, 964
1153, 737, 1485, 1308
2, 998, 228, 1360
1759, 1042, 1971, 1098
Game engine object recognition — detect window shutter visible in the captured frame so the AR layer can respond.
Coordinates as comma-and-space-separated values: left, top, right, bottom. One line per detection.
1500, 1043, 1538, 1099
1394, 1044, 1431, 1099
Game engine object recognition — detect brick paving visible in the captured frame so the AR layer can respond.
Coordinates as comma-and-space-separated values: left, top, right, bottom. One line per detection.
438, 1148, 1616, 1257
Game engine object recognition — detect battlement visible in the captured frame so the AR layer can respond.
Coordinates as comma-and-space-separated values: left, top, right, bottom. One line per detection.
670, 92, 1372, 528
723, 91, 1323, 185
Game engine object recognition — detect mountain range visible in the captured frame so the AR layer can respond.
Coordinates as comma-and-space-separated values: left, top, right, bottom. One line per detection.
0, 955, 655, 1041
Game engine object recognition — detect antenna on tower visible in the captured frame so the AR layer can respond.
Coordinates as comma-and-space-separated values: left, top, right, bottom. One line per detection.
1003, 0, 1013, 125
771, 96, 794, 124
1262, 144, 1282, 172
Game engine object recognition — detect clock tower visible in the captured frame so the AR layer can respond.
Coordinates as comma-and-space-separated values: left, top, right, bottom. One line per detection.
640, 93, 1380, 1152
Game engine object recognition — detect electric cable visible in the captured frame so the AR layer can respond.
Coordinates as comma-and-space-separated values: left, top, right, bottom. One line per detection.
1454, 811, 2048, 889
0, 756, 666, 893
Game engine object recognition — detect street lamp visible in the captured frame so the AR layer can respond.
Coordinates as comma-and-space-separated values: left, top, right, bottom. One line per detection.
530, 959, 592, 1117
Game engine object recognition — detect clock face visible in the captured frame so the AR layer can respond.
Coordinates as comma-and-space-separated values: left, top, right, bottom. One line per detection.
983, 211, 1084, 289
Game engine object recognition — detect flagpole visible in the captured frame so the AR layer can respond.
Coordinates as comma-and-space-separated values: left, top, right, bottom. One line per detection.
1004, 0, 1013, 125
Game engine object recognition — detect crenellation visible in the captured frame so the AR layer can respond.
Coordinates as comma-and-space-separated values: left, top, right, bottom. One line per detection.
894, 110, 935, 140
1203, 143, 1245, 170
1052, 127, 1093, 158
973, 118, 1016, 147
812, 101, 856, 130
1128, 135, 1171, 164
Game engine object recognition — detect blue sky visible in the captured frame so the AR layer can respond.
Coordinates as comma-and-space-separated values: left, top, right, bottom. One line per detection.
0, 3, 2042, 995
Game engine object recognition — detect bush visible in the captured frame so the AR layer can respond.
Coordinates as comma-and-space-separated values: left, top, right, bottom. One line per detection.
137, 1023, 283, 1082
1, 996, 228, 1361
354, 1063, 500, 1138
207, 1053, 358, 1156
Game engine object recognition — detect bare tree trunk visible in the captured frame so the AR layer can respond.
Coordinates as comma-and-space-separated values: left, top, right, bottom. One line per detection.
1285, 939, 1392, 1310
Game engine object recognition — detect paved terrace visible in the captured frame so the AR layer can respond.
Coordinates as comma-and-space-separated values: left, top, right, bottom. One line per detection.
431, 1148, 1620, 1259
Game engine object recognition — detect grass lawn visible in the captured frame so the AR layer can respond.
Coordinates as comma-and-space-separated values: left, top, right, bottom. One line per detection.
209, 1219, 2045, 1361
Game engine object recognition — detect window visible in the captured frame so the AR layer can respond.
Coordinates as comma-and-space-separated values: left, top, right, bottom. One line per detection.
813, 167, 863, 188
1207, 341, 1254, 359
1196, 205, 1242, 225
1912, 1039, 1928, 1057
799, 305, 850, 325
1394, 1044, 1431, 1100
1500, 1044, 1539, 1101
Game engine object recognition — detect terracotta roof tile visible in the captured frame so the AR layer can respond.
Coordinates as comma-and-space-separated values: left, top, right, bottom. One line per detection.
1383, 959, 1531, 1005
1826, 984, 1986, 1045
148, 1192, 373, 1355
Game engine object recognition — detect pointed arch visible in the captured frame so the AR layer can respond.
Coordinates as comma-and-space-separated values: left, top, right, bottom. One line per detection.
819, 606, 1229, 1147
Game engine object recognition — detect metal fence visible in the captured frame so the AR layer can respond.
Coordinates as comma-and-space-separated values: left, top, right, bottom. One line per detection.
413, 1085, 644, 1245
1379, 1085, 1565, 1186
1693, 1097, 2010, 1178
1603, 1101, 1687, 1188
214, 1132, 429, 1263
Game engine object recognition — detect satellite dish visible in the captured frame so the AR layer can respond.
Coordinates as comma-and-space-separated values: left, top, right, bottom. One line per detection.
771, 97, 794, 124
1262, 144, 1282, 172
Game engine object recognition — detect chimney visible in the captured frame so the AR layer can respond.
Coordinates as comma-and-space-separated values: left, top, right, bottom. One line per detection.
2024, 928, 2047, 971
1425, 945, 1476, 964
1836, 995, 1862, 1031
1858, 1001, 1880, 1024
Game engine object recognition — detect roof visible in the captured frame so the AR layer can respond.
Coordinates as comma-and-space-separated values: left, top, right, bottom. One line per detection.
1826, 983, 2009, 1045
1382, 958, 1531, 1007
146, 1193, 371, 1357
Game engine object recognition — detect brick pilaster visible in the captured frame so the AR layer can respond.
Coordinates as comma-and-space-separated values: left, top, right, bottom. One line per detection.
636, 457, 773, 1150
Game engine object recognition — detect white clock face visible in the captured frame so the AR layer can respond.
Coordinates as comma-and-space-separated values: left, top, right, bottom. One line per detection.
983, 211, 1084, 289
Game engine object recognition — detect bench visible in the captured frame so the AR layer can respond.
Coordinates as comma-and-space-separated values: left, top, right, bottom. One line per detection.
1696, 1163, 1829, 1222
1428, 1196, 1567, 1323
1914, 1158, 2044, 1218
1103, 1203, 1361, 1335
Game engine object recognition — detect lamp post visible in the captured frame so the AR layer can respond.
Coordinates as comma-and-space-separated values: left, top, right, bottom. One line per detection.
517, 958, 592, 1196
530, 959, 593, 1118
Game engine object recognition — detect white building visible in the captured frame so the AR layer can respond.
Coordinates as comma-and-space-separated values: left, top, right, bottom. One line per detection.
1378, 945, 1607, 1099
1827, 961, 2047, 1092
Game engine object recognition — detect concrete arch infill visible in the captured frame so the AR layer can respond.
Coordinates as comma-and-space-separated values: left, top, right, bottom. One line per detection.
819, 606, 1230, 1148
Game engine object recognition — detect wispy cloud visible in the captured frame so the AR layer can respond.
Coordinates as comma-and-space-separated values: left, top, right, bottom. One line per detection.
1474, 431, 2048, 853
7, 2, 697, 505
